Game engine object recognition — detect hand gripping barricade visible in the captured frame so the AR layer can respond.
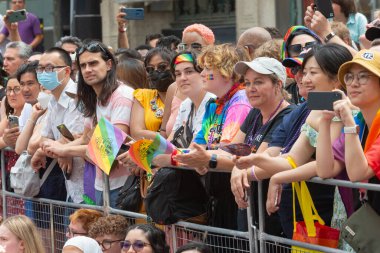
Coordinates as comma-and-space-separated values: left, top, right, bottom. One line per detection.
4, 146, 380, 253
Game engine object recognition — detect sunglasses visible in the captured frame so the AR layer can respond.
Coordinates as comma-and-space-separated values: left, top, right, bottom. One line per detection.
145, 62, 169, 74
177, 42, 202, 52
120, 240, 150, 251
76, 42, 109, 58
290, 66, 301, 76
288, 41, 318, 56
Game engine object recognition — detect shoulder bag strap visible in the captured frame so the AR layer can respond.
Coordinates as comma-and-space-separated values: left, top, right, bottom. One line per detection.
40, 159, 57, 186
187, 103, 195, 131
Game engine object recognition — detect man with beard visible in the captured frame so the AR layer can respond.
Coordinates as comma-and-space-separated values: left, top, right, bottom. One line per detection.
41, 41, 134, 207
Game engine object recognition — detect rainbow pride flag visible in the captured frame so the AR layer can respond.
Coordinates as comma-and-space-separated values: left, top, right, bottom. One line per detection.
128, 134, 176, 180
87, 117, 127, 175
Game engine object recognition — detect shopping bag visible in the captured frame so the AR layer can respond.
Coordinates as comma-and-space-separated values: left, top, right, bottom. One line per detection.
287, 156, 340, 253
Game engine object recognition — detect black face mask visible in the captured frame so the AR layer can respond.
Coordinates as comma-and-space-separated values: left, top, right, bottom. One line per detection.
149, 70, 174, 92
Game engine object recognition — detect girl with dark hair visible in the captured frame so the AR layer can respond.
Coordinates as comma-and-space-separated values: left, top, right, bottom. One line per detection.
126, 47, 175, 141
121, 224, 170, 253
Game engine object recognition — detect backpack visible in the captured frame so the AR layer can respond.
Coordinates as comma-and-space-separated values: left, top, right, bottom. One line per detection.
144, 167, 209, 225
10, 151, 56, 197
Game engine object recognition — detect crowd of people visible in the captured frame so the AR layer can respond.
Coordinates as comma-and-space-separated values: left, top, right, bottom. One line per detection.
0, 0, 379, 252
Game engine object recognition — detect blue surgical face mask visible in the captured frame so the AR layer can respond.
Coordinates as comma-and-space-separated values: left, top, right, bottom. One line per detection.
37, 69, 65, 91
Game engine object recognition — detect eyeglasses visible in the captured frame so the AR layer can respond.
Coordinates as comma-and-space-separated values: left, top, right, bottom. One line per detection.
65, 227, 88, 237
145, 62, 169, 74
120, 240, 150, 252
177, 42, 202, 52
97, 239, 124, 250
6, 86, 22, 95
76, 42, 109, 58
288, 41, 318, 56
36, 65, 67, 73
343, 72, 375, 86
291, 66, 301, 76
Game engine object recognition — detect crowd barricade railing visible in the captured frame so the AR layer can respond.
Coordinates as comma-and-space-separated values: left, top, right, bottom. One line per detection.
4, 144, 380, 253
0, 149, 255, 253
257, 176, 380, 253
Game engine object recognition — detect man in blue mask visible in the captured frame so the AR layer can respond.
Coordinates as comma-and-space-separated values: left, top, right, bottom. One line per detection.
31, 47, 85, 204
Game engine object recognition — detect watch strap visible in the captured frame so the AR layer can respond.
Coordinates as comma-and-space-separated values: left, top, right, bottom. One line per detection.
324, 32, 336, 43
344, 125, 359, 134
209, 154, 217, 168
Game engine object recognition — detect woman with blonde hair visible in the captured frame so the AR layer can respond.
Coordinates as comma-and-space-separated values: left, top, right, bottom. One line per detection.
0, 215, 45, 253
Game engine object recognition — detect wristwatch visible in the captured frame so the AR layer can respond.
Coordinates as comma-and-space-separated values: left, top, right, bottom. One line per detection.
209, 154, 218, 168
118, 26, 127, 33
343, 125, 359, 134
324, 32, 336, 43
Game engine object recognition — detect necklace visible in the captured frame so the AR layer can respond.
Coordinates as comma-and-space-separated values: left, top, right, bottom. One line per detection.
246, 99, 284, 147
150, 94, 164, 118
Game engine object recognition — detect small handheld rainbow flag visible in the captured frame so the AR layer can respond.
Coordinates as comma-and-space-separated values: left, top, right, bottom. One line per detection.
87, 117, 127, 175
128, 134, 177, 180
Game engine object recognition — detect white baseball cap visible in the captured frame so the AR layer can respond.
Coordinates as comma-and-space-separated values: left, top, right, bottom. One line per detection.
234, 57, 287, 87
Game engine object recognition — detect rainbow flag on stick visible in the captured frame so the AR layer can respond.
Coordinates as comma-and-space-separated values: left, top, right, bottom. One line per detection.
128, 134, 177, 180
87, 117, 127, 175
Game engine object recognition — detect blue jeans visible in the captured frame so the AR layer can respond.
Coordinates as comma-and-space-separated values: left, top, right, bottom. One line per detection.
95, 187, 121, 208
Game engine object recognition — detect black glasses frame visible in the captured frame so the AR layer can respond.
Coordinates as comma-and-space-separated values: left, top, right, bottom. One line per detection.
288, 41, 318, 56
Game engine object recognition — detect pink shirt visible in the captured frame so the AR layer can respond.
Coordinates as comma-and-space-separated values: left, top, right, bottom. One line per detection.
84, 85, 134, 191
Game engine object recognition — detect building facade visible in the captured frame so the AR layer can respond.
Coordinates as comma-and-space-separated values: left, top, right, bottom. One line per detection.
0, 0, 378, 50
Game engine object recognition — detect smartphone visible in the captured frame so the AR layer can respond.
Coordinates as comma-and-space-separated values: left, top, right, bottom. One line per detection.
8, 115, 19, 128
307, 91, 342, 111
57, 124, 75, 141
7, 9, 27, 23
314, 0, 334, 19
219, 143, 251, 156
122, 8, 144, 20
119, 144, 130, 153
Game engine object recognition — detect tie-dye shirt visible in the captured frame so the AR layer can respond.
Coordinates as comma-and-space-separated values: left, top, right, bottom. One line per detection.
194, 87, 251, 149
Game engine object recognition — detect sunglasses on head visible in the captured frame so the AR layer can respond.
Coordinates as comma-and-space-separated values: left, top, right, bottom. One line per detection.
288, 41, 318, 56
76, 42, 109, 57
177, 42, 202, 52
145, 62, 169, 74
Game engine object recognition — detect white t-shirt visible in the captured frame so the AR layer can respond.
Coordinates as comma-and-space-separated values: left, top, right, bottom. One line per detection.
173, 92, 215, 135
18, 103, 33, 132
84, 84, 134, 191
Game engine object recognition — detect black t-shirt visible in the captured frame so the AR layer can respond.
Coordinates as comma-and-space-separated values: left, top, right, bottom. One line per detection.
240, 105, 295, 235
241, 105, 295, 152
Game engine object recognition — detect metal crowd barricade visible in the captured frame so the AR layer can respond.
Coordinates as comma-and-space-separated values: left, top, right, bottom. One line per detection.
4, 143, 379, 253
0, 149, 255, 253
257, 176, 380, 253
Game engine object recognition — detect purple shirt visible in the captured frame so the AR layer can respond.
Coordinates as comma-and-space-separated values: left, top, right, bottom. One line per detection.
332, 133, 355, 217
1, 12, 42, 44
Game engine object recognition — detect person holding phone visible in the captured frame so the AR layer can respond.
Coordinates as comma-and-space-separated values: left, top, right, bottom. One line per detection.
41, 42, 134, 207
314, 50, 380, 251
0, 0, 43, 50
330, 0, 367, 47
304, 2, 358, 56
0, 77, 25, 214
232, 44, 351, 240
